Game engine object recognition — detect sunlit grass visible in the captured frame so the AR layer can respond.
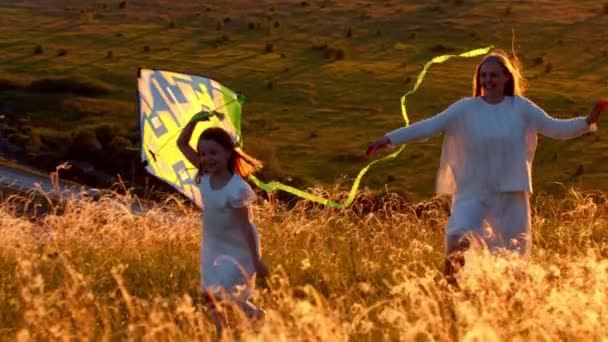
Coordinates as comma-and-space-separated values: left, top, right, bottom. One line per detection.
1, 184, 607, 340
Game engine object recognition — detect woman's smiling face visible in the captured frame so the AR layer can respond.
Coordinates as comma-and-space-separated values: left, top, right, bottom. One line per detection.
479, 59, 509, 98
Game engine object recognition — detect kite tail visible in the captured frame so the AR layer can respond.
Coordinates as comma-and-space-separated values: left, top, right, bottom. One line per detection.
249, 175, 342, 209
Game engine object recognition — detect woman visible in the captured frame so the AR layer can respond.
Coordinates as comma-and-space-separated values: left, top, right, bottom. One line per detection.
368, 49, 602, 280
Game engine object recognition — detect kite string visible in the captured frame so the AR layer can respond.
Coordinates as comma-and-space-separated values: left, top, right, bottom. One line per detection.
249, 45, 494, 209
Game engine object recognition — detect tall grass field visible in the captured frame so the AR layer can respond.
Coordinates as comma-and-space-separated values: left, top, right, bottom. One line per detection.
1, 186, 607, 340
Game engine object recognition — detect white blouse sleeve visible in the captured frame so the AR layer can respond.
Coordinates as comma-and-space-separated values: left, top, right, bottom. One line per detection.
385, 99, 463, 145
522, 96, 592, 139
228, 178, 257, 208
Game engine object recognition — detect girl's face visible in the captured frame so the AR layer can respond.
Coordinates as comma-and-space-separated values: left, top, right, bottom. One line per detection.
479, 60, 509, 98
198, 139, 231, 175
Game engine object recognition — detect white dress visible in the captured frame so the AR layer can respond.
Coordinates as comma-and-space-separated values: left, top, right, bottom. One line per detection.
199, 173, 260, 301
385, 96, 593, 254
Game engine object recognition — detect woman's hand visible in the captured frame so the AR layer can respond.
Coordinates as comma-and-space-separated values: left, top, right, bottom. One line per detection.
586, 107, 601, 126
366, 136, 391, 156
586, 100, 608, 126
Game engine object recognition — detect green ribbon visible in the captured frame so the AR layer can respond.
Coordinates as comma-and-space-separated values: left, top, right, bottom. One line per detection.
250, 45, 494, 208
249, 175, 342, 209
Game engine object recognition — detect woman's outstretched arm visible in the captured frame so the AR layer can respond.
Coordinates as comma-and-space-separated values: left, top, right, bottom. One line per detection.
368, 99, 464, 153
524, 97, 599, 139
385, 109, 452, 145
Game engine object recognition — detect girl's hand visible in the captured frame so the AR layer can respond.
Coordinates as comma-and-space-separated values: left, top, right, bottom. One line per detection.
189, 111, 215, 124
255, 259, 269, 279
366, 136, 391, 156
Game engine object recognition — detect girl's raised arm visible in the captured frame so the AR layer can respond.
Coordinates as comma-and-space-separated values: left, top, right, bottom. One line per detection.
177, 122, 200, 166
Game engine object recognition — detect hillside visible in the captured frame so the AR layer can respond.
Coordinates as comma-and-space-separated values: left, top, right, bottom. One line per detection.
1, 0, 607, 200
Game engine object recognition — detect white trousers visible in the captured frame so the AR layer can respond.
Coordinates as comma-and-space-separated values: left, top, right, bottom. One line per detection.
446, 191, 531, 256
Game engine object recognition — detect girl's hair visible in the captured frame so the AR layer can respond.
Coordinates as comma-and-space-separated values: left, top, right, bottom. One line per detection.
195, 127, 263, 183
472, 48, 526, 97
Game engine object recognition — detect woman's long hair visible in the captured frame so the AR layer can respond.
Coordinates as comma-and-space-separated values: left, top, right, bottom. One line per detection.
195, 127, 263, 184
473, 47, 526, 97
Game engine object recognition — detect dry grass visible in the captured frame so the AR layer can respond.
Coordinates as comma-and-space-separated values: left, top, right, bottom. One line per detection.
1, 185, 607, 340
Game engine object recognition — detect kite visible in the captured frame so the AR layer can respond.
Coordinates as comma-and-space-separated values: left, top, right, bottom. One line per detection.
138, 69, 242, 208
138, 46, 493, 209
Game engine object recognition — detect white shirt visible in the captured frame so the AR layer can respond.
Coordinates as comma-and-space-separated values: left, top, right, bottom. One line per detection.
386, 96, 592, 194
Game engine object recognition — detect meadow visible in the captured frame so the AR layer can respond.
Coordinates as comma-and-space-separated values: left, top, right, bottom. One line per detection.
1, 1, 608, 340
0, 186, 607, 340
1, 0, 607, 199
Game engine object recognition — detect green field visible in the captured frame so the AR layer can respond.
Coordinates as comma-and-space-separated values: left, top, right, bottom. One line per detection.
1, 0, 608, 200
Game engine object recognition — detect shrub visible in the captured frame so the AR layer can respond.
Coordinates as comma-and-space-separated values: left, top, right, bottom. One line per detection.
264, 43, 274, 53
27, 77, 112, 97
429, 44, 456, 53
69, 129, 103, 161
324, 47, 345, 60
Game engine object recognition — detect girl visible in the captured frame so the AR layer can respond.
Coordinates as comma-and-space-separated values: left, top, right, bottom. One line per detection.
177, 118, 268, 330
368, 49, 603, 281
